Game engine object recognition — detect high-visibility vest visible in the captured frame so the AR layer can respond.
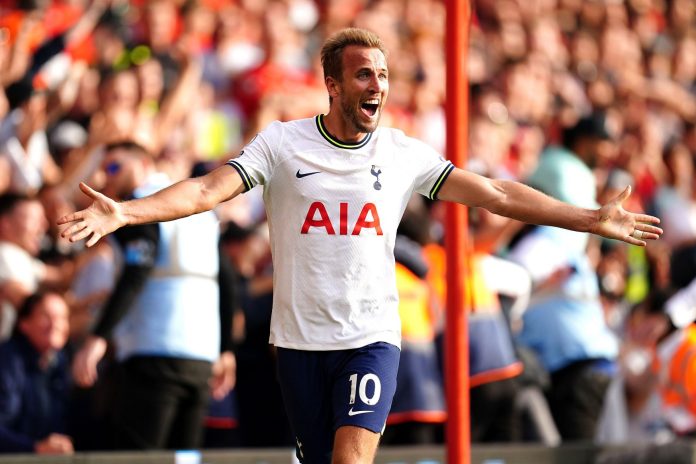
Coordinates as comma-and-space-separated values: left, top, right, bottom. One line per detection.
423, 243, 446, 325
395, 262, 436, 342
389, 261, 446, 425
662, 325, 696, 431
423, 244, 502, 315
422, 243, 522, 387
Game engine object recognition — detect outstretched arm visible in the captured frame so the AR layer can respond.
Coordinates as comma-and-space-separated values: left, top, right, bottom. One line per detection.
438, 167, 662, 246
58, 164, 245, 247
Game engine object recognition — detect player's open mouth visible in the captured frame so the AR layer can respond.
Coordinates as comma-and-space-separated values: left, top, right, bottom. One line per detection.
360, 100, 379, 118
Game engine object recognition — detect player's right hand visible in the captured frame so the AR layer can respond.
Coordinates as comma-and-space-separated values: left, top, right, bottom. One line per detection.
72, 335, 108, 388
58, 182, 127, 247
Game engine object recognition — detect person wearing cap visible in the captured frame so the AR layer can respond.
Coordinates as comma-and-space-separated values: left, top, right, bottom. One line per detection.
507, 112, 623, 441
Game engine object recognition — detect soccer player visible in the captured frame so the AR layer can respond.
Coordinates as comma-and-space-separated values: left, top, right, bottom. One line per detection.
59, 28, 662, 463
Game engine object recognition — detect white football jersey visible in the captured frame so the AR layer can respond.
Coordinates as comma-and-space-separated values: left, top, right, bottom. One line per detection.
227, 115, 453, 350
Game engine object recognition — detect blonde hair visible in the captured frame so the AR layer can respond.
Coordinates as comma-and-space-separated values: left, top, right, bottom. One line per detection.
320, 28, 387, 81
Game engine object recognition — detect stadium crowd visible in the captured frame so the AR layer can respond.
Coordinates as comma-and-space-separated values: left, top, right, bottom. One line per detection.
0, 0, 694, 455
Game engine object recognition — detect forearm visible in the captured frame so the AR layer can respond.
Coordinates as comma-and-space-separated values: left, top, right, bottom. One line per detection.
61, 165, 243, 247
121, 177, 217, 226
485, 179, 598, 234
121, 163, 245, 226
438, 166, 664, 246
155, 57, 202, 150
64, 1, 108, 46
439, 169, 600, 234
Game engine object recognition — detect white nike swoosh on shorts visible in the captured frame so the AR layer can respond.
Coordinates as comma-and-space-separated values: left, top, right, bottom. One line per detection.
348, 408, 374, 416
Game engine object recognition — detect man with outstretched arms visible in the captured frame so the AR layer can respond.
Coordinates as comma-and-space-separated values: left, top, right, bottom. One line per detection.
60, 28, 663, 464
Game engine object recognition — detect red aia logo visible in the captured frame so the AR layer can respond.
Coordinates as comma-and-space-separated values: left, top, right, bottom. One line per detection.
301, 202, 383, 235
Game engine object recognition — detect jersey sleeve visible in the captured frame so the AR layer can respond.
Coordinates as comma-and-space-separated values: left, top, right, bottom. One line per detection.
225, 121, 283, 192
410, 138, 455, 201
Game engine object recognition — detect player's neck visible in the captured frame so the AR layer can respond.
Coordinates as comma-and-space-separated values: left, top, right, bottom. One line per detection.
322, 110, 367, 143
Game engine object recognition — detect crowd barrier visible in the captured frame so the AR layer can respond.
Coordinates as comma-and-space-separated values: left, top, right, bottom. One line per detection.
0, 442, 695, 464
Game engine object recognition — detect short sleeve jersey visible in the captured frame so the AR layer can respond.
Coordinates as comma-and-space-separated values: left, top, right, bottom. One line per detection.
228, 115, 453, 350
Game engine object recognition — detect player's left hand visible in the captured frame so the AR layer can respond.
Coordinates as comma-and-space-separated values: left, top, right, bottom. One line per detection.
592, 186, 662, 246
210, 351, 236, 400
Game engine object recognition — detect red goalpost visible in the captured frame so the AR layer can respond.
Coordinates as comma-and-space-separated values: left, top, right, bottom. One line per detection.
444, 1, 472, 463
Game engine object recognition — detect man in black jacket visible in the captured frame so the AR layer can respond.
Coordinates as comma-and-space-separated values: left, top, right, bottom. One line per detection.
0, 291, 73, 454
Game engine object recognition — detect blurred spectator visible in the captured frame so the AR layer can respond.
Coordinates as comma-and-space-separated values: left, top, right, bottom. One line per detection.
413, 196, 533, 444
466, 208, 530, 444
71, 141, 235, 450
203, 238, 241, 450
596, 290, 674, 445
65, 238, 116, 347
90, 9, 129, 70
231, 0, 322, 129
635, 288, 696, 440
219, 220, 293, 448
0, 291, 73, 454
653, 288, 696, 438
383, 198, 446, 445
508, 114, 621, 441
0, 80, 61, 196
0, 194, 71, 341
652, 142, 696, 289
63, 236, 118, 451
138, 0, 180, 58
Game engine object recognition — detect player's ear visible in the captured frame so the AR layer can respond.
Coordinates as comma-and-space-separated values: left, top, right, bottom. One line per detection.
325, 76, 340, 100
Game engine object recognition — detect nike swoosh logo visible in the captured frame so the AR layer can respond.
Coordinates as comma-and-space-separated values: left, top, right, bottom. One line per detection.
296, 169, 321, 178
348, 408, 374, 416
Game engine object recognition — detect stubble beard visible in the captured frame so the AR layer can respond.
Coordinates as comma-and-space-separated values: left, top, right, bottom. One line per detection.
341, 99, 379, 134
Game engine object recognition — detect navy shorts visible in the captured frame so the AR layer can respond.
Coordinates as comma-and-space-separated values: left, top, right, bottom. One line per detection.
276, 341, 400, 463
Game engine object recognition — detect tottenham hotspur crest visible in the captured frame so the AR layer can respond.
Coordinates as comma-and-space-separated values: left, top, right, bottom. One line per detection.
371, 165, 382, 190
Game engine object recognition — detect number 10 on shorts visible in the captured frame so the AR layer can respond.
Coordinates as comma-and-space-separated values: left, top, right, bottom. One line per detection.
348, 373, 382, 406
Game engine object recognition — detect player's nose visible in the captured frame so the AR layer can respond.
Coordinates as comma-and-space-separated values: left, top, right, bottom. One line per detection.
367, 74, 383, 92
